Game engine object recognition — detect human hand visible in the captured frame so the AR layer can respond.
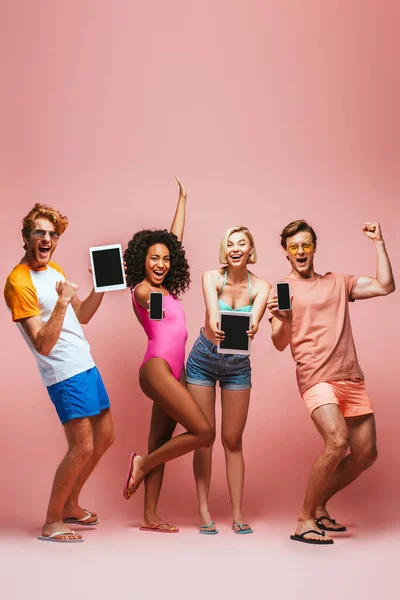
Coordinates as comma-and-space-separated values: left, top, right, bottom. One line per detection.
247, 323, 259, 340
56, 280, 78, 304
362, 222, 383, 243
210, 321, 225, 341
147, 299, 165, 320
267, 288, 293, 323
174, 176, 187, 200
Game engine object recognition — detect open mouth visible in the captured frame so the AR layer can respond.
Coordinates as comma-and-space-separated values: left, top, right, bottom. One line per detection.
296, 257, 307, 266
153, 270, 165, 278
38, 246, 51, 258
230, 254, 243, 262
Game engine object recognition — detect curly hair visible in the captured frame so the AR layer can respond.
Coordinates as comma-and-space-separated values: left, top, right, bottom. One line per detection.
124, 229, 190, 298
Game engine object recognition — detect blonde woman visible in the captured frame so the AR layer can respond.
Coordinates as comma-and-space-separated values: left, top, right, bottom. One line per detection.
186, 226, 271, 534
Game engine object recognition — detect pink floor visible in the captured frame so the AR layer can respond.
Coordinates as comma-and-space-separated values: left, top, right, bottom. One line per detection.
3, 515, 398, 600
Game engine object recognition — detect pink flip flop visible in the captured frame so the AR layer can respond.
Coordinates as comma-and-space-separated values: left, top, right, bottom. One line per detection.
123, 452, 137, 500
139, 522, 179, 533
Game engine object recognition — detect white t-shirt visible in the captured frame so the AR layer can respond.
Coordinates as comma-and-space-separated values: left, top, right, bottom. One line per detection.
4, 262, 95, 386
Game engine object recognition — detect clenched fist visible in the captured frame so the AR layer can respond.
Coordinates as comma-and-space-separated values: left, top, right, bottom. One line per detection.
56, 280, 78, 303
362, 222, 383, 243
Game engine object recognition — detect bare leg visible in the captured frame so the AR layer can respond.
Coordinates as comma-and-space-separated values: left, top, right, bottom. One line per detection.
63, 408, 115, 522
187, 383, 216, 531
42, 417, 95, 540
128, 359, 214, 493
142, 401, 177, 530
221, 388, 251, 531
293, 404, 349, 542
316, 413, 377, 527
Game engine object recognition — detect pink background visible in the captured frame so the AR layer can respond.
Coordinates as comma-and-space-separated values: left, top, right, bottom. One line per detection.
1, 2, 399, 596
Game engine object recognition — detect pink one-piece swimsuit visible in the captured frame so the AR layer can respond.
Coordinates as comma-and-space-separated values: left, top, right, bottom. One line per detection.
132, 286, 188, 381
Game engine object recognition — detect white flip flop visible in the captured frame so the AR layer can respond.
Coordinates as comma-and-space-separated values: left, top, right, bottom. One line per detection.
37, 530, 84, 543
64, 509, 99, 526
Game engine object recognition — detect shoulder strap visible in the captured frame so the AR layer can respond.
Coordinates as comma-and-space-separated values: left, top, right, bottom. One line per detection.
218, 269, 228, 296
247, 272, 253, 305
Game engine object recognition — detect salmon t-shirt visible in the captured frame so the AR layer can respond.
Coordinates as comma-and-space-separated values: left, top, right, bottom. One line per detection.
285, 272, 364, 395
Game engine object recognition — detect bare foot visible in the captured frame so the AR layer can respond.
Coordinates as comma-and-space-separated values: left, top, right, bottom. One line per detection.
294, 519, 333, 542
232, 511, 252, 532
127, 454, 145, 496
199, 508, 217, 532
41, 521, 83, 541
316, 507, 346, 531
232, 521, 252, 532
63, 505, 98, 524
141, 519, 178, 532
142, 510, 178, 531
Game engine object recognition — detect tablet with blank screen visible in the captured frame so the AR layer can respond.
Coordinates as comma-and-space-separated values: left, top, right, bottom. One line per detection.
89, 244, 127, 292
217, 311, 252, 355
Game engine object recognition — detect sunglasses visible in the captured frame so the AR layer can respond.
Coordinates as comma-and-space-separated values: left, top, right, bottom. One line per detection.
33, 229, 60, 241
287, 242, 313, 254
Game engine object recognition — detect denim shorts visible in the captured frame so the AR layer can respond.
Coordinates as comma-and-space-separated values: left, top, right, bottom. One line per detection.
186, 329, 251, 391
47, 366, 110, 424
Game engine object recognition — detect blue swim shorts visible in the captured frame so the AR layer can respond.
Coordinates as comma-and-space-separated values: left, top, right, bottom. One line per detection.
47, 366, 110, 424
186, 329, 251, 391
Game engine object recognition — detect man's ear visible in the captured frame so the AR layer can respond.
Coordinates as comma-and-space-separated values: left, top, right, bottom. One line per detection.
22, 234, 29, 250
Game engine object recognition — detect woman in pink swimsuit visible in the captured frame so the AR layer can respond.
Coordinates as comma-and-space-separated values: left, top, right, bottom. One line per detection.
123, 178, 214, 533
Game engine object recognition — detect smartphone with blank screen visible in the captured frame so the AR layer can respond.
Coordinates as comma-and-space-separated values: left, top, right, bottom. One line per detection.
149, 292, 163, 320
277, 282, 291, 311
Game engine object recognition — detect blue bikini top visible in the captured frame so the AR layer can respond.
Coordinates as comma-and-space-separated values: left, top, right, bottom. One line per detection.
218, 269, 253, 312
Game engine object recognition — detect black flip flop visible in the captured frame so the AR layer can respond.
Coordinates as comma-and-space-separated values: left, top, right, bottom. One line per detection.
316, 516, 347, 532
290, 529, 334, 545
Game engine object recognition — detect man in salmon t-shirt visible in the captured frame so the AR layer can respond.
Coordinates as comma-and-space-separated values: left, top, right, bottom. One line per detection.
267, 220, 395, 545
4, 204, 115, 543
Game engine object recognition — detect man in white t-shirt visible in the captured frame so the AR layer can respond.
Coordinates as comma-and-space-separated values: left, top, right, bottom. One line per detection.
4, 203, 115, 543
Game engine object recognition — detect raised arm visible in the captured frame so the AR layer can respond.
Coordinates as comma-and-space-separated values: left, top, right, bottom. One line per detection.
267, 287, 292, 351
351, 222, 395, 300
202, 270, 224, 340
247, 278, 271, 339
170, 176, 187, 243
71, 267, 105, 324
19, 280, 78, 356
72, 288, 105, 324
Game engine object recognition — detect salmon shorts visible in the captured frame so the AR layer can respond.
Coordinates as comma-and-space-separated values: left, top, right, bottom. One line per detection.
302, 378, 374, 418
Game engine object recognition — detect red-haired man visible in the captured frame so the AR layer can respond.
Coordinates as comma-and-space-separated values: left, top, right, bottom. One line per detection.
4, 204, 115, 543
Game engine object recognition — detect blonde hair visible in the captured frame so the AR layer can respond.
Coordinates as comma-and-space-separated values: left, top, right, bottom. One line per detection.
22, 203, 68, 249
219, 225, 257, 264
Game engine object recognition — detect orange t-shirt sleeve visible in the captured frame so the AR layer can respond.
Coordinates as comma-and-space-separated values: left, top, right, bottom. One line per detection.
4, 270, 40, 321
345, 274, 359, 302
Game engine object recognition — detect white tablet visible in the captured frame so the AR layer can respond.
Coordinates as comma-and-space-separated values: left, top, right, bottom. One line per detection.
217, 310, 252, 355
89, 244, 127, 292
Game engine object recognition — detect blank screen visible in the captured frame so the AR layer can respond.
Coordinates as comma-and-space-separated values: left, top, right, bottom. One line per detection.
150, 293, 163, 319
219, 314, 251, 351
277, 283, 291, 310
92, 248, 124, 287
